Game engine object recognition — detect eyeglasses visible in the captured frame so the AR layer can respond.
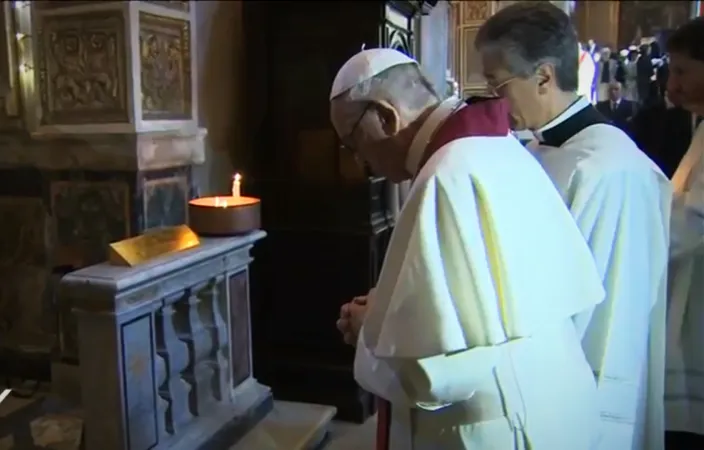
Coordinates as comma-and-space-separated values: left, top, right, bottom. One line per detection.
339, 102, 372, 153
487, 77, 518, 97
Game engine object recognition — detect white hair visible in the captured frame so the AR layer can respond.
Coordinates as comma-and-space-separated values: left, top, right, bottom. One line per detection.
341, 63, 439, 125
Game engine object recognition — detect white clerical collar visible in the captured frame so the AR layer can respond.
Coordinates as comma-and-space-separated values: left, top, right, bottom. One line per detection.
533, 96, 590, 142
405, 96, 465, 175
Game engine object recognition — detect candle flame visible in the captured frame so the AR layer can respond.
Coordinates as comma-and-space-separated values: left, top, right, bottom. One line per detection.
214, 196, 229, 208
234, 173, 242, 182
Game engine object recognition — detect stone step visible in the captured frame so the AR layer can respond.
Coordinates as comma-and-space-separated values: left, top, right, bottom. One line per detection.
324, 417, 376, 450
230, 401, 337, 450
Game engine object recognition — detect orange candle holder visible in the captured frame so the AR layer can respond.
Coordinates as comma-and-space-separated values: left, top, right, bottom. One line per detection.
188, 196, 261, 236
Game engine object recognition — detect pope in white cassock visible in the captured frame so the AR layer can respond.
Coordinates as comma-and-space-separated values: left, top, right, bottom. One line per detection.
476, 3, 672, 450
330, 48, 606, 449
661, 16, 704, 448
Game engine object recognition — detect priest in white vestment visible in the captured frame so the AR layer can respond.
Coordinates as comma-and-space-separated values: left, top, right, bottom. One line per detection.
661, 16, 704, 448
330, 48, 605, 450
476, 4, 672, 450
578, 44, 596, 103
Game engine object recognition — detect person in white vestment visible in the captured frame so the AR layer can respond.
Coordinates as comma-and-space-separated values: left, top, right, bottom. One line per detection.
330, 48, 606, 450
661, 17, 704, 450
624, 50, 640, 103
578, 44, 596, 103
476, 3, 672, 450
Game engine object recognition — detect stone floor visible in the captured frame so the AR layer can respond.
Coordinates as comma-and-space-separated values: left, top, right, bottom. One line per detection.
326, 418, 376, 450
0, 380, 372, 450
0, 381, 83, 450
230, 401, 336, 450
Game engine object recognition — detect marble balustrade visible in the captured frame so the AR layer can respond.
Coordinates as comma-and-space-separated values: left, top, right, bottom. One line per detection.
57, 231, 271, 450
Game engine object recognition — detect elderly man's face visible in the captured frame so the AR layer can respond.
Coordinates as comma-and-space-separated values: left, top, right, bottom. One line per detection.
667, 52, 704, 114
330, 99, 408, 181
481, 52, 543, 130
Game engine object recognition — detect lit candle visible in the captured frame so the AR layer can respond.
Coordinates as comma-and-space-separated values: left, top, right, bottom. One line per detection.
232, 173, 242, 198
214, 196, 228, 208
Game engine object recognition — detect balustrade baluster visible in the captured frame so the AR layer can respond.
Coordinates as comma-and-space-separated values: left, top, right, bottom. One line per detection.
176, 281, 217, 415
159, 299, 193, 433
207, 276, 230, 401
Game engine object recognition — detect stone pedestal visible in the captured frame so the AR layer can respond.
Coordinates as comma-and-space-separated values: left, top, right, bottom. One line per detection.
57, 233, 271, 450
0, 1, 206, 368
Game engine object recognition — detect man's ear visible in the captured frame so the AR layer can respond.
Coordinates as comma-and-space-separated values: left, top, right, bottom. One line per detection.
370, 100, 400, 137
535, 63, 556, 94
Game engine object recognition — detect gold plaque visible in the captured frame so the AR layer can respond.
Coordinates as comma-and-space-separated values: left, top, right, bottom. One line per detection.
108, 225, 200, 267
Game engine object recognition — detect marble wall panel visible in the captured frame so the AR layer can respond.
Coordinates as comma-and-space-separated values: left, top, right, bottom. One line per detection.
0, 266, 51, 348
37, 10, 129, 125
142, 174, 189, 230
0, 197, 47, 267
419, 1, 450, 96
139, 12, 192, 120
50, 180, 130, 268
0, 162, 193, 356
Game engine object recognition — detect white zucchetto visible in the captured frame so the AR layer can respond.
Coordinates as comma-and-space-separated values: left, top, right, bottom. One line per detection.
329, 48, 418, 100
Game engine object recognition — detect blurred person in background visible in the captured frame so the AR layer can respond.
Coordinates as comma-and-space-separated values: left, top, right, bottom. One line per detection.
624, 49, 640, 103
596, 81, 637, 133
631, 90, 693, 178
638, 44, 655, 105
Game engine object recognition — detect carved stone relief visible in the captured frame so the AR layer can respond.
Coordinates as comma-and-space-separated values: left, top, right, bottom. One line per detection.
461, 1, 493, 25
139, 12, 192, 120
38, 11, 129, 125
452, 0, 497, 95
0, 197, 47, 267
50, 181, 130, 267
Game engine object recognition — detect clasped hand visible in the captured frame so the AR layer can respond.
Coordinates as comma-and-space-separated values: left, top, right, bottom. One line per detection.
336, 289, 375, 346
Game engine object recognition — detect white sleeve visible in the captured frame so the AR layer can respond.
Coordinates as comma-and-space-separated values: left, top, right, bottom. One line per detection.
354, 331, 500, 411
671, 151, 704, 258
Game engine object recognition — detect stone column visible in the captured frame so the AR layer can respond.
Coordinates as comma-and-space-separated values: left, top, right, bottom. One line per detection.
0, 1, 206, 369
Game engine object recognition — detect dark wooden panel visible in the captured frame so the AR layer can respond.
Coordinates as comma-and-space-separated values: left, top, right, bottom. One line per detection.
243, 0, 426, 422
250, 227, 392, 422
617, 0, 691, 49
